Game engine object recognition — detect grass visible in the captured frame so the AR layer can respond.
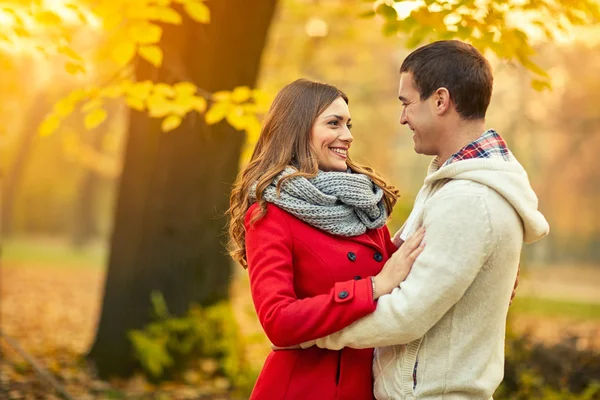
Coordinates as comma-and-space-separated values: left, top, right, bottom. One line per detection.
511, 295, 600, 320
1, 236, 106, 269
3, 236, 600, 322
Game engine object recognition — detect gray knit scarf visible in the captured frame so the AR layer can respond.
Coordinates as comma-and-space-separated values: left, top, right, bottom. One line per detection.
249, 167, 388, 237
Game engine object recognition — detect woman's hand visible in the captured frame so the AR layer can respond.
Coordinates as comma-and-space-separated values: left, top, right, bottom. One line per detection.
373, 227, 425, 299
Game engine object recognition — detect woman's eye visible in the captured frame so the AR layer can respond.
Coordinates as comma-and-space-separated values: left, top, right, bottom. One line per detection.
346, 123, 353, 130
328, 120, 339, 127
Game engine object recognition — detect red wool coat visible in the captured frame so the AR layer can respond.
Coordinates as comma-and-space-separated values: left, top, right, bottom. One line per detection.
245, 203, 397, 400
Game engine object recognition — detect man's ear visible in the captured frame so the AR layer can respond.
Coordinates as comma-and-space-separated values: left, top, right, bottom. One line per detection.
434, 87, 451, 115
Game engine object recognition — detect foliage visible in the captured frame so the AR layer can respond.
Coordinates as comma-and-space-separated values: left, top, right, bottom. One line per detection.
362, 0, 600, 90
2, 0, 599, 145
0, 0, 269, 140
128, 291, 258, 396
496, 320, 600, 399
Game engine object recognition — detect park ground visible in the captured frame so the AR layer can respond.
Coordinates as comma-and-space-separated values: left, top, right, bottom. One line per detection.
1, 237, 599, 399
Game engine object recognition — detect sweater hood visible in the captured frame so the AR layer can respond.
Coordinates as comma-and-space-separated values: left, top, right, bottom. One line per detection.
424, 154, 549, 244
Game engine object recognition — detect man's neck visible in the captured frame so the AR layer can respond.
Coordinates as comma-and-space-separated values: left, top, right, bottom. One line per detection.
436, 121, 486, 166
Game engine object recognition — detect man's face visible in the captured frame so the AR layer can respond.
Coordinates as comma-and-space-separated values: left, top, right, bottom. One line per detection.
398, 72, 439, 156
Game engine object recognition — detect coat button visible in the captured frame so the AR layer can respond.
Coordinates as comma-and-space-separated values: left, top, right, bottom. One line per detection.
338, 291, 349, 299
347, 252, 357, 262
354, 275, 361, 280
374, 252, 383, 262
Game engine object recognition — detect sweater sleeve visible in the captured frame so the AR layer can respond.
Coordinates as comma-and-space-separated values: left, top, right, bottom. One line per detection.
245, 205, 377, 348
308, 192, 493, 350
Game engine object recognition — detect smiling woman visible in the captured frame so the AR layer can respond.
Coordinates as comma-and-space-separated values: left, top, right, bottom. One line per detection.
226, 78, 425, 399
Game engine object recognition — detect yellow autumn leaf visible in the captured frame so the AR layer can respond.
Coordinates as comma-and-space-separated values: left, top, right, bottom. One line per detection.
84, 108, 108, 130
153, 83, 176, 98
126, 96, 146, 111
154, 0, 172, 5
112, 41, 136, 66
39, 114, 61, 136
205, 102, 230, 125
242, 103, 258, 114
66, 88, 88, 104
52, 98, 75, 118
147, 94, 173, 118
168, 98, 191, 116
231, 86, 252, 103
155, 7, 182, 24
99, 84, 123, 99
127, 80, 153, 99
36, 11, 62, 25
126, 5, 158, 20
162, 115, 182, 132
82, 98, 102, 113
184, 1, 210, 23
128, 21, 162, 44
65, 4, 88, 23
226, 107, 249, 131
531, 79, 552, 92
65, 62, 85, 75
58, 45, 83, 61
252, 89, 273, 111
190, 96, 207, 113
139, 45, 163, 67
103, 12, 122, 30
245, 117, 262, 139
174, 82, 197, 96
212, 90, 231, 102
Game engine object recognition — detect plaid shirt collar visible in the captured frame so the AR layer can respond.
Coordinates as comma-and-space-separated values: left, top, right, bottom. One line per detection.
441, 129, 509, 168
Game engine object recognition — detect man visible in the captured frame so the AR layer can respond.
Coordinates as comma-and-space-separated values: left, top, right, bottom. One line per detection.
300, 40, 550, 399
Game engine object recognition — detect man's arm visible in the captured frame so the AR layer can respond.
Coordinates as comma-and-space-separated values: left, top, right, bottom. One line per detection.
307, 191, 493, 350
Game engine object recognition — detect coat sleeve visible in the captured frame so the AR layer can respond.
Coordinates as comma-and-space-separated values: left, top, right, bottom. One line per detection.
306, 192, 493, 350
245, 204, 377, 348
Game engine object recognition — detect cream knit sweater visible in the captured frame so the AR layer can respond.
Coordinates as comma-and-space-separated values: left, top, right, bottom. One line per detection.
301, 154, 549, 399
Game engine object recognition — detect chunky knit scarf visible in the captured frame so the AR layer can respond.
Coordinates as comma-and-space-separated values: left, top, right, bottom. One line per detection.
250, 167, 388, 237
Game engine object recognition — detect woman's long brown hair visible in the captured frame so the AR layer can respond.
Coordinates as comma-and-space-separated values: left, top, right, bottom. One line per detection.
227, 79, 400, 268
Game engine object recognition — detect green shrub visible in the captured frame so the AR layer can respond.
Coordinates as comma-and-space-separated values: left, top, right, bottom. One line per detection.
128, 292, 258, 396
496, 322, 600, 400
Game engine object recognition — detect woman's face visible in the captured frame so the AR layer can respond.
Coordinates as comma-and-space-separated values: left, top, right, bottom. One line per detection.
310, 97, 353, 172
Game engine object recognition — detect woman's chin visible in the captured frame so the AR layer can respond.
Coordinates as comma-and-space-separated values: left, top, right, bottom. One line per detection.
318, 159, 348, 172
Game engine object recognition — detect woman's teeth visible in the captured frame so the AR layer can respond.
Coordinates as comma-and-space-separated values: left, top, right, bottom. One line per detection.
330, 148, 347, 155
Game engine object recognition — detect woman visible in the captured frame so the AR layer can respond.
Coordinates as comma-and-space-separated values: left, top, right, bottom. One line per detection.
228, 79, 425, 400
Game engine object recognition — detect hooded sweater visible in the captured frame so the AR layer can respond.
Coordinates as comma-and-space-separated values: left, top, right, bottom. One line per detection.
302, 150, 549, 399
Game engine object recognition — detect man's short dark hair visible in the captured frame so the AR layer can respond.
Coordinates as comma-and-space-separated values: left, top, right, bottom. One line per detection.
400, 40, 493, 120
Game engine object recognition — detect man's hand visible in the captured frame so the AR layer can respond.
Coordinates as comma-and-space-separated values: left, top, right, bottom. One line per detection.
271, 344, 301, 351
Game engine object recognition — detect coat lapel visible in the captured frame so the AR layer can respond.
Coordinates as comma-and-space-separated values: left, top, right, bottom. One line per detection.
345, 230, 383, 253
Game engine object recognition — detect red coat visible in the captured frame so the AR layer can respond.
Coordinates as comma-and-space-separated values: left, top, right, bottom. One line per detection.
245, 203, 397, 400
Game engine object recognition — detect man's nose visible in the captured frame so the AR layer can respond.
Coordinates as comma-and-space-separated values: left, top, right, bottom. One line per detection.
400, 109, 408, 125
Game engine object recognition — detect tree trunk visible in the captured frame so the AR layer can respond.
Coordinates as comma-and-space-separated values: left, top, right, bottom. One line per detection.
87, 0, 278, 378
